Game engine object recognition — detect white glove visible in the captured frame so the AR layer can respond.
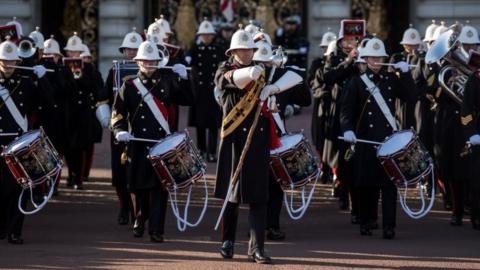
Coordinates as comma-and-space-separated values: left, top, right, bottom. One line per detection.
249, 65, 264, 80
267, 95, 277, 111
172, 63, 188, 80
260, 84, 280, 101
95, 104, 111, 129
33, 65, 47, 78
393, 61, 409, 73
115, 131, 132, 142
185, 56, 192, 65
343, 130, 357, 143
284, 104, 294, 119
469, 134, 480, 145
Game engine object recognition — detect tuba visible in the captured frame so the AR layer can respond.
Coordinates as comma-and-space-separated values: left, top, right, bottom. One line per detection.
426, 23, 473, 104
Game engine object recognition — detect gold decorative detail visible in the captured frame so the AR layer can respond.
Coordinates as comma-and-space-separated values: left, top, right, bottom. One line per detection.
130, 36, 137, 43
410, 32, 416, 39
241, 33, 250, 41
373, 42, 381, 50
461, 115, 473, 125
467, 30, 474, 38
261, 47, 268, 55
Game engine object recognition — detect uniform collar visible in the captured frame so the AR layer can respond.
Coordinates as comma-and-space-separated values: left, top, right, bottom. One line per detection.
365, 67, 387, 82
137, 70, 161, 84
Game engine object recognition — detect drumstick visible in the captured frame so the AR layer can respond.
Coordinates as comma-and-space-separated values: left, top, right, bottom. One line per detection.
128, 137, 161, 143
146, 65, 192, 70
7, 65, 55, 72
338, 136, 382, 145
374, 63, 418, 68
0, 133, 19, 136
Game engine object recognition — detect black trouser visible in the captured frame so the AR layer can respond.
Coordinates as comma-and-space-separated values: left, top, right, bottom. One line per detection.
0, 163, 26, 237
267, 177, 283, 229
449, 178, 465, 219
196, 127, 218, 155
131, 187, 168, 235
469, 156, 480, 224
358, 183, 396, 229
111, 138, 131, 213
222, 201, 267, 255
65, 148, 86, 185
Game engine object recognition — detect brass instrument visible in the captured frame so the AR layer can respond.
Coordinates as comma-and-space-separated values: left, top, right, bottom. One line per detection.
63, 57, 84, 79
426, 23, 473, 104
17, 37, 36, 58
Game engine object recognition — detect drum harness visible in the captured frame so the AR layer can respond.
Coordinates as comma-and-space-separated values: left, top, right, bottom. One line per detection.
131, 78, 208, 231
360, 74, 435, 219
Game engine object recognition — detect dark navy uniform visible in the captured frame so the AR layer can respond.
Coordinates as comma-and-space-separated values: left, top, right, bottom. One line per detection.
0, 70, 53, 243
265, 67, 311, 239
340, 67, 417, 236
460, 72, 480, 229
214, 59, 271, 257
112, 69, 192, 238
187, 40, 223, 160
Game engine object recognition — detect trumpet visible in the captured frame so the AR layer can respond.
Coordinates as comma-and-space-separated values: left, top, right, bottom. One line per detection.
63, 57, 84, 79
426, 23, 473, 104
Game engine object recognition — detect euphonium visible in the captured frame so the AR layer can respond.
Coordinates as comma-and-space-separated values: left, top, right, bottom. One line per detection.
426, 23, 473, 104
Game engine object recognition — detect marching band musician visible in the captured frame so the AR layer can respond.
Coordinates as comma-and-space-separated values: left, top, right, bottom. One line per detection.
460, 63, 480, 231
80, 43, 104, 184
187, 18, 223, 162
274, 15, 309, 69
253, 40, 312, 241
309, 30, 336, 184
97, 28, 142, 225
440, 23, 480, 226
321, 21, 360, 220
0, 38, 53, 244
340, 37, 417, 239
63, 33, 100, 190
390, 25, 430, 136
40, 35, 75, 195
215, 29, 276, 264
111, 39, 192, 242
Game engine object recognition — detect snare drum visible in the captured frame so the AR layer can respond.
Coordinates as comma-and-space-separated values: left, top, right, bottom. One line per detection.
377, 130, 433, 187
2, 129, 63, 189
147, 132, 206, 192
270, 133, 320, 189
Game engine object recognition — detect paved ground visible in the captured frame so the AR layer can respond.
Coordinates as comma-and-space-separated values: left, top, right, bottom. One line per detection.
1, 106, 480, 270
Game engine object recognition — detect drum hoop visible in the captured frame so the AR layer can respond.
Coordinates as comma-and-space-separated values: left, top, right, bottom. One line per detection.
283, 169, 320, 189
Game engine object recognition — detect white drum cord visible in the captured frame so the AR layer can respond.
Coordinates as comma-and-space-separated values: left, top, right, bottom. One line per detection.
397, 164, 436, 219
169, 176, 209, 232
283, 172, 319, 220
18, 170, 59, 215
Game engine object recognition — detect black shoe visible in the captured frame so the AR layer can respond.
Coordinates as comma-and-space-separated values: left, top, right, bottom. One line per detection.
74, 184, 83, 190
471, 219, 480, 230
383, 228, 395, 239
66, 179, 73, 188
351, 215, 360, 225
8, 234, 24, 244
450, 216, 463, 226
220, 240, 234, 259
133, 219, 145, 238
464, 206, 471, 216
150, 232, 164, 243
266, 227, 286, 241
443, 200, 452, 211
369, 220, 379, 230
117, 208, 129, 225
338, 199, 349, 211
360, 225, 372, 236
207, 154, 217, 163
248, 250, 272, 264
